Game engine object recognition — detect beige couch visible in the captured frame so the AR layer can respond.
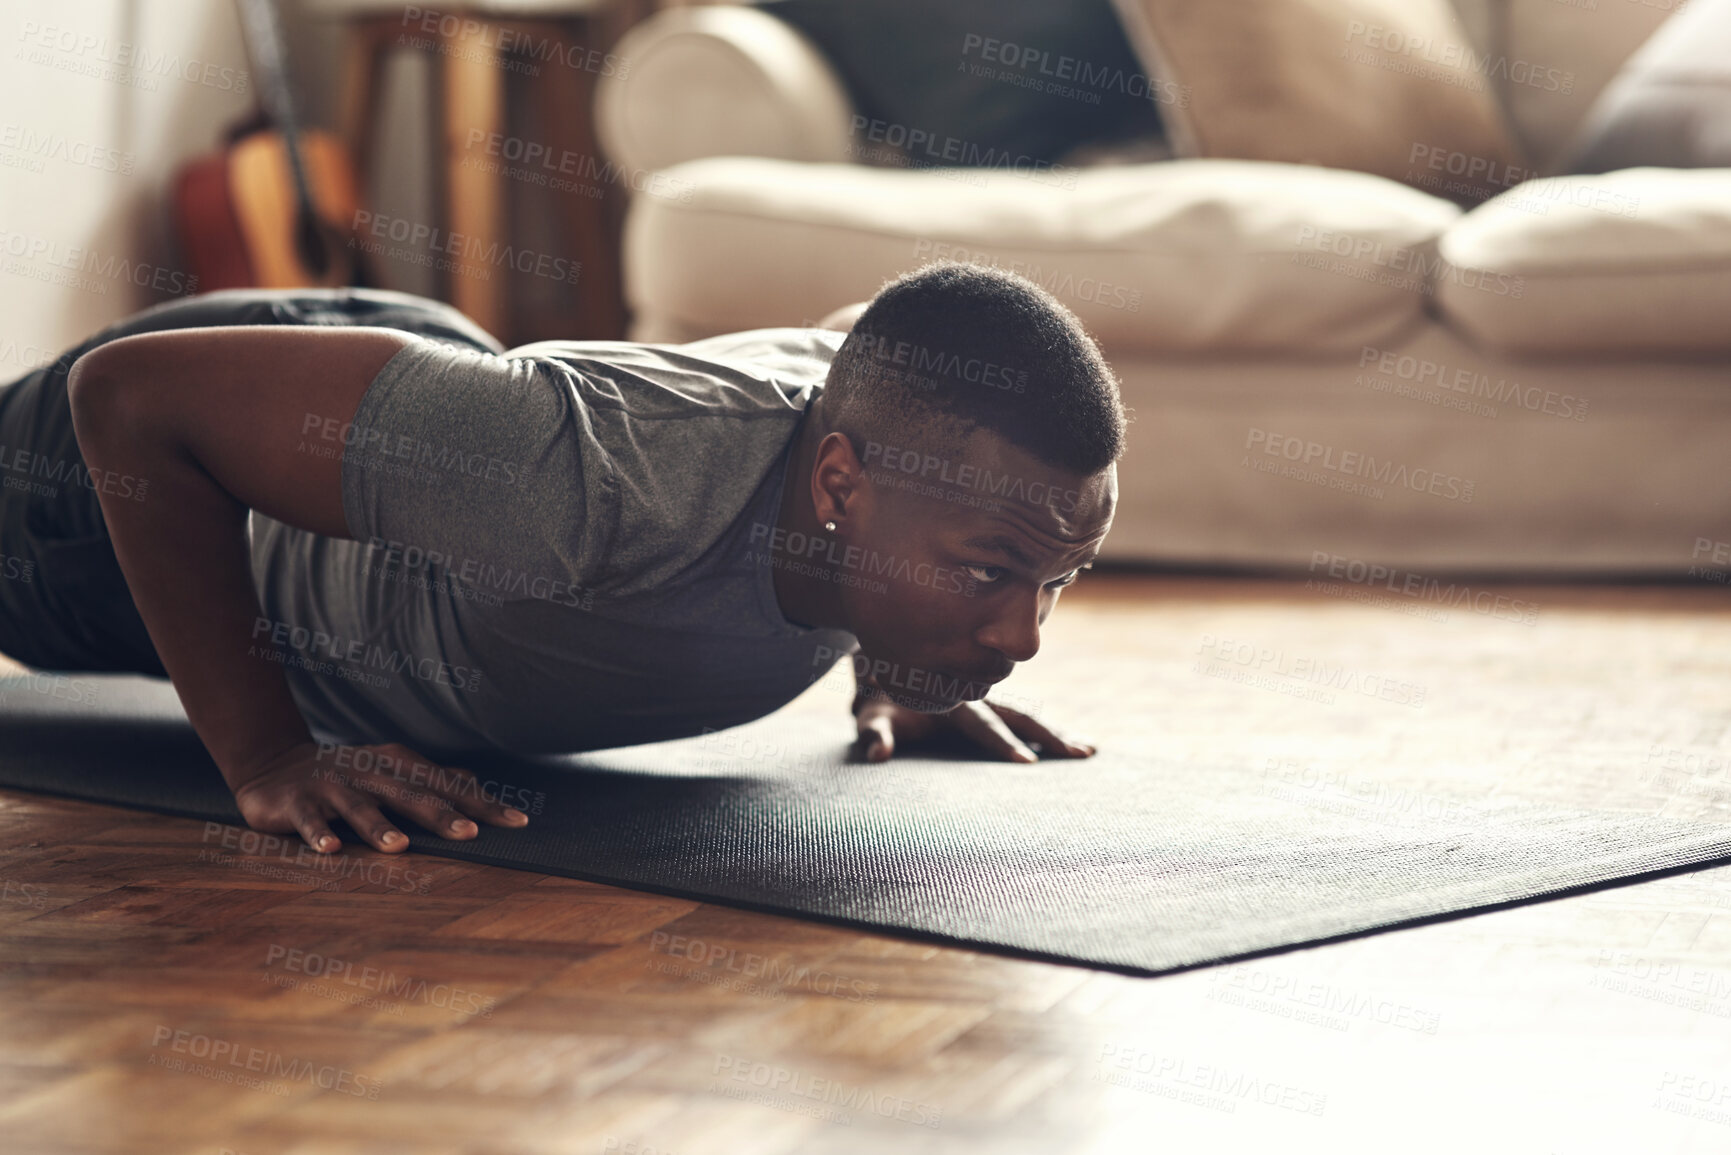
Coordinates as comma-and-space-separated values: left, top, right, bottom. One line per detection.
594, 0, 1731, 574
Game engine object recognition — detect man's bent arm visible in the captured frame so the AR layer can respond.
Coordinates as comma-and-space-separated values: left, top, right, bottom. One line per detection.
67, 325, 529, 851
67, 325, 409, 788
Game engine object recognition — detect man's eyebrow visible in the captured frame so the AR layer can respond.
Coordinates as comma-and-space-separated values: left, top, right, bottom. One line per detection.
962, 534, 1102, 574
961, 534, 1036, 569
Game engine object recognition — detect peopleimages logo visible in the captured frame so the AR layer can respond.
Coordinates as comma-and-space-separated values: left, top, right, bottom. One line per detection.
1095, 1043, 1328, 1116
0, 122, 135, 174
1692, 538, 1730, 566
264, 944, 496, 1017
349, 210, 581, 285
364, 535, 592, 610
1245, 428, 1475, 504
313, 742, 545, 815
811, 646, 995, 705
749, 522, 976, 597
1357, 345, 1588, 420
1195, 633, 1428, 708
397, 7, 628, 78
249, 616, 484, 694
1260, 758, 1482, 829
300, 411, 520, 485
198, 821, 434, 892
0, 878, 48, 910
1341, 21, 1574, 95
648, 932, 879, 1002
912, 239, 1144, 312
461, 129, 693, 202
1210, 958, 1443, 1035
0, 227, 198, 297
0, 439, 149, 502
1307, 551, 1539, 625
961, 32, 1189, 109
1406, 143, 1533, 194
863, 440, 1080, 513
848, 115, 1077, 187
149, 1026, 381, 1099
711, 1054, 943, 1129
851, 332, 1028, 393
1654, 1070, 1731, 1129
16, 20, 251, 93
1294, 225, 1524, 298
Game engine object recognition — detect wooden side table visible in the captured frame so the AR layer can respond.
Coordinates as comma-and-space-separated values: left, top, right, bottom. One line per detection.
310, 0, 652, 343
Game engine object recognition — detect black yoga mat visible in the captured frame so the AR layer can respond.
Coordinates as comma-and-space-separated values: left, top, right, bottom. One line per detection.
5, 671, 1731, 976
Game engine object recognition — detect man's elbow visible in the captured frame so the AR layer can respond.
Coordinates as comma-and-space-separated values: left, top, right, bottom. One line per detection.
67, 337, 153, 441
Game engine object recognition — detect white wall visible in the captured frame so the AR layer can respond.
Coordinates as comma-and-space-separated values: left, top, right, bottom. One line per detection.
0, 0, 349, 373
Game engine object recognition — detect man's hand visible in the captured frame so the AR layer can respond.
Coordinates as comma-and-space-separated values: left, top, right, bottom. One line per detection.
231, 741, 529, 854
854, 695, 1096, 763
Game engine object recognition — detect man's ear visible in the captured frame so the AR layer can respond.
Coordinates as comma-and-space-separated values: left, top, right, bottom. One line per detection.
810, 430, 870, 530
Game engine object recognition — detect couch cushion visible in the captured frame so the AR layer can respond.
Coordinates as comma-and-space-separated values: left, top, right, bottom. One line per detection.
1109, 0, 1524, 205
626, 157, 1460, 356
1436, 168, 1731, 356
1501, 0, 1677, 171
1565, 0, 1731, 173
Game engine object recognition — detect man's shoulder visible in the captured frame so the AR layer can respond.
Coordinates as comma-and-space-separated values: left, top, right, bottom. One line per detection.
498, 329, 842, 596
672, 327, 846, 373
504, 327, 844, 420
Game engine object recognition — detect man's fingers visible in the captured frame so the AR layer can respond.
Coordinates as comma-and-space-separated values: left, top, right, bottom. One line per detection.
289, 804, 341, 855
341, 748, 484, 839
330, 792, 410, 854
446, 791, 529, 827
954, 702, 1038, 763
991, 704, 1096, 758
423, 766, 530, 828
361, 747, 522, 827
856, 707, 896, 763
392, 791, 480, 841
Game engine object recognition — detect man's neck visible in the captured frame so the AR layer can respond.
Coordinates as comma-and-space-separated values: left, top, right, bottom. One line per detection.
770, 409, 848, 631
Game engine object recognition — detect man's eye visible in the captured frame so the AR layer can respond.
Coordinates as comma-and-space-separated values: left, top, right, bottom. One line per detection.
1047, 570, 1081, 588
964, 565, 1005, 583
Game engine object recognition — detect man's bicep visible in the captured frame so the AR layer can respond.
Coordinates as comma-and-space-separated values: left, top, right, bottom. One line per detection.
69, 325, 414, 539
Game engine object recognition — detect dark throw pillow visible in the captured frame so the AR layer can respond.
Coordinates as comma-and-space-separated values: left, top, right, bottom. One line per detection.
1566, 0, 1731, 173
758, 0, 1169, 169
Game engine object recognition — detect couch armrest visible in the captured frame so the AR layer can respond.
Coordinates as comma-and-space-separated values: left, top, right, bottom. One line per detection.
596, 6, 857, 175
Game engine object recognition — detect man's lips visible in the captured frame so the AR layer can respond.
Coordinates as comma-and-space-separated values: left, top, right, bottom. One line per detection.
864, 664, 1011, 700
946, 664, 1014, 693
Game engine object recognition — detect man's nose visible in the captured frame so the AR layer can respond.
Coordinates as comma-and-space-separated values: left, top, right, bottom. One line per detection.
976, 591, 1041, 664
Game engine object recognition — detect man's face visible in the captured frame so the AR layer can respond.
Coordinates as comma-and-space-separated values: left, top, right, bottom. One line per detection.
835, 427, 1116, 712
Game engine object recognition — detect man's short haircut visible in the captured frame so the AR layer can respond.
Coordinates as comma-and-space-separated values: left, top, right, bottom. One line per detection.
822, 262, 1126, 476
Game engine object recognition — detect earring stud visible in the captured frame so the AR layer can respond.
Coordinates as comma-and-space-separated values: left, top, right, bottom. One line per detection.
824, 520, 838, 532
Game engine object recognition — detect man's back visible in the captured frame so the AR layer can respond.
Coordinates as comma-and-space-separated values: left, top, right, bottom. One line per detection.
251, 327, 857, 756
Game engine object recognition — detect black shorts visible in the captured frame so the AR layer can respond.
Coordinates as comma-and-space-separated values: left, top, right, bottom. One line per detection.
0, 288, 502, 676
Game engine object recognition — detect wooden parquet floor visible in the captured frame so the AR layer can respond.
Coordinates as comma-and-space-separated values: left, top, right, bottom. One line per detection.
3, 576, 1731, 1154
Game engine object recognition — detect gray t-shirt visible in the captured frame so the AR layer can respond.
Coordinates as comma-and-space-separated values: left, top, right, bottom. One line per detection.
249, 327, 857, 756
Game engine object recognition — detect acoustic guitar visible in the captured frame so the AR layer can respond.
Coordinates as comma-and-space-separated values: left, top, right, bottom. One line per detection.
173, 0, 366, 291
